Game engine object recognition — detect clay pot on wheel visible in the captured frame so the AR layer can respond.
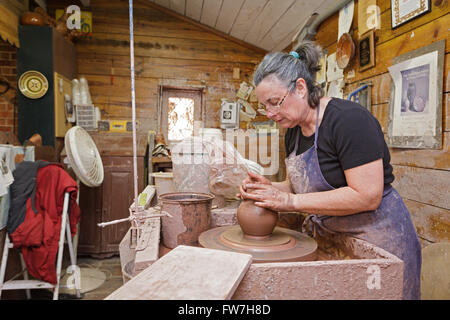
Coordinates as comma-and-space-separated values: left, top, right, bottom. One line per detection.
237, 199, 278, 240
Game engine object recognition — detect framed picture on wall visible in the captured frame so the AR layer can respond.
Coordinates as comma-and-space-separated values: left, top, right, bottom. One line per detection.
386, 40, 445, 149
391, 0, 431, 29
358, 30, 375, 71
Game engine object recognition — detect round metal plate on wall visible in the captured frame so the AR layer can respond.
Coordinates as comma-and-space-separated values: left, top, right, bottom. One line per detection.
18, 70, 49, 99
336, 33, 355, 69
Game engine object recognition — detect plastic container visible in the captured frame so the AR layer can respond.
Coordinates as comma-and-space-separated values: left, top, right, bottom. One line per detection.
151, 172, 175, 202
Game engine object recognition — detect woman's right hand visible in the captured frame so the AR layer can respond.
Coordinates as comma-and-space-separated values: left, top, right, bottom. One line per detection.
237, 171, 272, 199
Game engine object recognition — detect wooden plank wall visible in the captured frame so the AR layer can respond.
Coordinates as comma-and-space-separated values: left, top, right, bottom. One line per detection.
313, 0, 449, 247
47, 0, 264, 134
46, 0, 292, 181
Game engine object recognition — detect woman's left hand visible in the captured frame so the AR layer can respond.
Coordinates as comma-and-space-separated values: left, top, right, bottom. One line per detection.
241, 183, 298, 212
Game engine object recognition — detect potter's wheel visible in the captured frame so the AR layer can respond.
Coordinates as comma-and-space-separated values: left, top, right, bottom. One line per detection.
199, 225, 318, 263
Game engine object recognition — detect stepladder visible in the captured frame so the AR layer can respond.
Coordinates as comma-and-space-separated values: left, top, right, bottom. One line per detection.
0, 192, 81, 300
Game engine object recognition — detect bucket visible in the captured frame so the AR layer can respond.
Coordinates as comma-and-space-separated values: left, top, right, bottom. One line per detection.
151, 172, 175, 203
159, 192, 215, 249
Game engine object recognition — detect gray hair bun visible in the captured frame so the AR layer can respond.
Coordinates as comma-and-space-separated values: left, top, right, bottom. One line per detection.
253, 41, 324, 108
294, 41, 322, 76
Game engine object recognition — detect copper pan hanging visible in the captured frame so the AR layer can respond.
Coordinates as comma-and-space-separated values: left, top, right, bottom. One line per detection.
336, 33, 355, 69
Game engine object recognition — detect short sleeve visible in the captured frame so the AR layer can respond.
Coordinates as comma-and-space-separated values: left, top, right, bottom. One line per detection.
331, 107, 385, 170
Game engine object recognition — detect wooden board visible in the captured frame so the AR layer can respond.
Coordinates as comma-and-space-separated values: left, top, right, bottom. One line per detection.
76, 32, 262, 63
389, 132, 450, 171
89, 7, 226, 41
77, 53, 257, 82
105, 245, 253, 300
405, 199, 450, 244
230, 0, 269, 40
259, 0, 318, 52
199, 0, 222, 28
185, 0, 203, 21
215, 0, 245, 34
392, 165, 450, 209
244, 0, 295, 46
371, 103, 389, 133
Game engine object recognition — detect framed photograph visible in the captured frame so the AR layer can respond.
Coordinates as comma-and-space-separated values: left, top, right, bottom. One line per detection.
391, 0, 431, 29
358, 30, 375, 71
386, 40, 445, 149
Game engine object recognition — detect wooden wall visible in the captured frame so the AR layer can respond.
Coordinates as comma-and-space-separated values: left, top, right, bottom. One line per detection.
49, 0, 264, 134
313, 0, 449, 247
0, 38, 17, 133
46, 0, 292, 181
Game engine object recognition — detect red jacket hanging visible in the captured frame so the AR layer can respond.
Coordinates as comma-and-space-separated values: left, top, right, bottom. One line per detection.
9, 163, 81, 284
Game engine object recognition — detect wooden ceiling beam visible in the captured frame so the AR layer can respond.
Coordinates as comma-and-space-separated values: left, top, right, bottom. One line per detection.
137, 0, 267, 55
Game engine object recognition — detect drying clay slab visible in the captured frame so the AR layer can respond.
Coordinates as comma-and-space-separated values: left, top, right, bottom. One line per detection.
105, 245, 252, 300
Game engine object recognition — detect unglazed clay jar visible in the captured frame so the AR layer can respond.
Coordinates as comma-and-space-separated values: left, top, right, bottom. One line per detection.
237, 199, 278, 240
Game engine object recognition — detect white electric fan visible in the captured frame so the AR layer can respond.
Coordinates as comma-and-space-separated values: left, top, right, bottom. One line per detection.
59, 125, 107, 296
65, 125, 104, 188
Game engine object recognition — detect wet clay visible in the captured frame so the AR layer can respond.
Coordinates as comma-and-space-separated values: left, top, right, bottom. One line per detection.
236, 200, 278, 240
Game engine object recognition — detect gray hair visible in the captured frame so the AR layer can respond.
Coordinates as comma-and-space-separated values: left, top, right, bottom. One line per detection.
253, 41, 323, 108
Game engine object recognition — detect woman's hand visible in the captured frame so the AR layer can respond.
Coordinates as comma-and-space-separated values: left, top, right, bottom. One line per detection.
237, 171, 272, 199
240, 183, 298, 212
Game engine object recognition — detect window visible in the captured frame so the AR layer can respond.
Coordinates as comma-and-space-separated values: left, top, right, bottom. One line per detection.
161, 87, 203, 144
168, 97, 194, 141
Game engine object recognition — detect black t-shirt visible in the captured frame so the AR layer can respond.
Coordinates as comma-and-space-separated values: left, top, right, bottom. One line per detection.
284, 98, 394, 188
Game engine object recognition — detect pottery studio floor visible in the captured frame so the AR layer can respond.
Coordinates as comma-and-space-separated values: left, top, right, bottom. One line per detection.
28, 255, 124, 300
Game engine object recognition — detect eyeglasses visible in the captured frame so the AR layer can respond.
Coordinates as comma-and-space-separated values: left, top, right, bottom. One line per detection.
261, 90, 290, 112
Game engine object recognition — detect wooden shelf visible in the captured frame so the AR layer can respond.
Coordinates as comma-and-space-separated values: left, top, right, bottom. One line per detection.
152, 156, 172, 163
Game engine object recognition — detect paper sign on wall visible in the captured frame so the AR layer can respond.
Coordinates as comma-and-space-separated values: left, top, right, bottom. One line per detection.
326, 53, 344, 82
338, 1, 354, 40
